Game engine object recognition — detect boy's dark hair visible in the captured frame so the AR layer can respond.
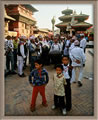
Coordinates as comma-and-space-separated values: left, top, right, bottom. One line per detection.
55, 64, 63, 70
34, 58, 43, 65
62, 55, 70, 60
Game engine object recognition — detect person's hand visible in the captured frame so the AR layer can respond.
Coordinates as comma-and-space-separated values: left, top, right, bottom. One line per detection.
75, 59, 81, 64
30, 83, 34, 87
68, 66, 73, 70
45, 84, 47, 86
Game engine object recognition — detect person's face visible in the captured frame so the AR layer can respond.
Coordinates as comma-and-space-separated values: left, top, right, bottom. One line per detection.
56, 67, 63, 75
31, 39, 35, 43
35, 63, 42, 70
39, 38, 43, 41
15, 37, 18, 41
54, 38, 58, 43
70, 39, 74, 43
62, 57, 69, 65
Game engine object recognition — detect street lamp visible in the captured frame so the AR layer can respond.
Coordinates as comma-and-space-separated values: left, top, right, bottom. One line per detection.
51, 16, 55, 36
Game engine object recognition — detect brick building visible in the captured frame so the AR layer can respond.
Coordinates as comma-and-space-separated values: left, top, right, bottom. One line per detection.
5, 8, 17, 37
5, 4, 38, 38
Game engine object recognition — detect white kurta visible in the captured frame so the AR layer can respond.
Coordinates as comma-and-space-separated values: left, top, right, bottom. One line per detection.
50, 43, 61, 52
62, 64, 70, 79
17, 44, 26, 75
69, 43, 75, 56
64, 39, 70, 55
70, 46, 86, 67
80, 38, 87, 50
70, 46, 86, 83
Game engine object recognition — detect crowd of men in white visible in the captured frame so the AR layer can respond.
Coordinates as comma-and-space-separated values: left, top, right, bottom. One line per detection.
4, 33, 87, 85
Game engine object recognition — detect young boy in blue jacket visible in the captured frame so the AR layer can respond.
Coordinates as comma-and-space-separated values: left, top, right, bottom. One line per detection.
29, 58, 49, 112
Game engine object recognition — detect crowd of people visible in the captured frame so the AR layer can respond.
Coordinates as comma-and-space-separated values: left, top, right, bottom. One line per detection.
5, 32, 89, 115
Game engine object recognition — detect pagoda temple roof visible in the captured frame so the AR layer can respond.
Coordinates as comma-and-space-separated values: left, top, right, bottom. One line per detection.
4, 9, 16, 21
71, 22, 92, 27
62, 8, 73, 15
55, 21, 71, 27
55, 21, 92, 28
59, 14, 89, 22
22, 5, 38, 12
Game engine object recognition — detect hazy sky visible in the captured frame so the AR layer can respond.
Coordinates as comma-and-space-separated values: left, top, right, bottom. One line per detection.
32, 4, 93, 30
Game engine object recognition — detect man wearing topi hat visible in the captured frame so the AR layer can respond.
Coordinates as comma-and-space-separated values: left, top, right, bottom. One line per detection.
17, 36, 26, 77
80, 34, 87, 53
70, 40, 86, 87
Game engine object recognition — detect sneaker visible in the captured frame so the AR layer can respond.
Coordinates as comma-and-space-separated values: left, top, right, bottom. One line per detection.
42, 103, 48, 107
62, 108, 67, 115
78, 81, 82, 87
51, 105, 56, 110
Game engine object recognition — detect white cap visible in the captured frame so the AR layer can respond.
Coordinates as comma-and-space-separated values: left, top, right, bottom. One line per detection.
20, 36, 27, 40
39, 35, 43, 38
29, 35, 35, 40
72, 36, 77, 40
61, 36, 65, 39
80, 33, 84, 36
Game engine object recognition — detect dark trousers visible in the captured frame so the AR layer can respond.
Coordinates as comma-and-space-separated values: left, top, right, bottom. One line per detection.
54, 95, 66, 110
24, 56, 27, 67
41, 51, 50, 65
65, 79, 72, 110
30, 56, 37, 71
50, 54, 62, 66
13, 49, 17, 69
29, 51, 31, 64
6, 53, 14, 72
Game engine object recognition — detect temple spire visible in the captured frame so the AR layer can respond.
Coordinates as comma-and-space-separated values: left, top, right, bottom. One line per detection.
73, 10, 76, 15
80, 11, 82, 15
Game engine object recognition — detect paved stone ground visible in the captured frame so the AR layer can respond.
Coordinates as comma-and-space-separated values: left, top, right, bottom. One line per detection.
5, 49, 94, 116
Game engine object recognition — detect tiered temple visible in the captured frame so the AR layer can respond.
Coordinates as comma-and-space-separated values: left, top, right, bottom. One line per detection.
55, 8, 93, 33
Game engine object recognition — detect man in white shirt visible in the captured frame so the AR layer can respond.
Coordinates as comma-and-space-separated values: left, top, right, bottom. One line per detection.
17, 36, 26, 77
80, 34, 87, 53
49, 36, 62, 67
63, 35, 71, 56
70, 40, 86, 87
5, 36, 16, 75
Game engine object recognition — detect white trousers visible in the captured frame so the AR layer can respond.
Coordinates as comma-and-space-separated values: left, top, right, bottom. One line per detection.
17, 56, 24, 75
71, 66, 83, 83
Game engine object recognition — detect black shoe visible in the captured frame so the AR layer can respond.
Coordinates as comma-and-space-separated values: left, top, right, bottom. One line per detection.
66, 108, 71, 111
73, 81, 76, 83
23, 67, 26, 70
19, 73, 26, 77
11, 71, 17, 74
7, 71, 11, 75
78, 81, 82, 87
